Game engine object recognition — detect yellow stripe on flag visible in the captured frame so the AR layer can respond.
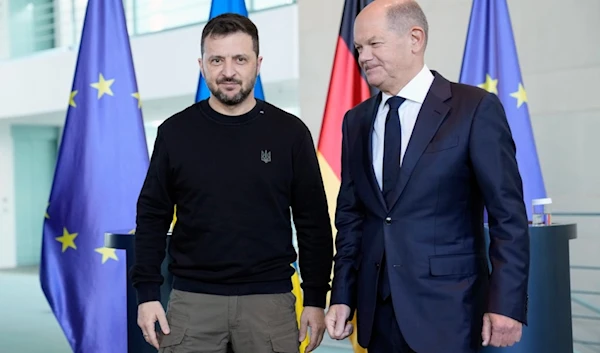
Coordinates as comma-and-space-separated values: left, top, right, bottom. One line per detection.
292, 269, 309, 352
317, 152, 340, 307
349, 315, 367, 353
317, 152, 341, 239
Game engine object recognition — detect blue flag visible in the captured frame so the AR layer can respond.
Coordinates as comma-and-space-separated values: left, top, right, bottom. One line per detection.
39, 0, 149, 352
459, 0, 546, 221
195, 0, 265, 102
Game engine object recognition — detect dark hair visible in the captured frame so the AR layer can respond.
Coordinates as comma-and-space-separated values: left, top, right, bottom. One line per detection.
201, 13, 260, 56
386, 1, 429, 49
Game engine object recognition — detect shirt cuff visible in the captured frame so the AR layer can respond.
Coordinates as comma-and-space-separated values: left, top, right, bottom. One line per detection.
302, 287, 329, 308
135, 283, 161, 304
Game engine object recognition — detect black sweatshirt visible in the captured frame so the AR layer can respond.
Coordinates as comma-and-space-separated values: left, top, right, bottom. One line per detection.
131, 98, 333, 308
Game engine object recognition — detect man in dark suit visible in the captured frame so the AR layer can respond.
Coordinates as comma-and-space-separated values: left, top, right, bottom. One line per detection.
324, 1, 530, 352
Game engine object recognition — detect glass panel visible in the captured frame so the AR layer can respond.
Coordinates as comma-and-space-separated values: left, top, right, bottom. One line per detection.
8, 0, 55, 57
132, 0, 296, 36
0, 2, 9, 60
3, 0, 297, 58
54, 0, 135, 49
552, 213, 600, 350
54, 0, 75, 48
133, 0, 211, 35
251, 0, 294, 11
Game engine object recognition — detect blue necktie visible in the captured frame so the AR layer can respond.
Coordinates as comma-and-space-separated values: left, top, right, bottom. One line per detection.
382, 96, 405, 207
379, 96, 404, 301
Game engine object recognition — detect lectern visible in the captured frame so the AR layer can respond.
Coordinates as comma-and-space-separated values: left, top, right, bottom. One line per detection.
105, 232, 154, 353
482, 223, 577, 353
104, 232, 173, 353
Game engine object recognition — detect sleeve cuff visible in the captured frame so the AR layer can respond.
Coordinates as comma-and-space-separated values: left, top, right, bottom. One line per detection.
302, 287, 329, 308
487, 295, 529, 325
329, 283, 356, 309
329, 289, 356, 321
135, 283, 161, 304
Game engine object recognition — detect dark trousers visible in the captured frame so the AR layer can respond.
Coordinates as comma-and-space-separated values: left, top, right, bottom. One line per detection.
372, 258, 415, 353
370, 296, 416, 353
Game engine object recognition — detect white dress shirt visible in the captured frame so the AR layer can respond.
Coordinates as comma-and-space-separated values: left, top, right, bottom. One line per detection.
372, 64, 434, 190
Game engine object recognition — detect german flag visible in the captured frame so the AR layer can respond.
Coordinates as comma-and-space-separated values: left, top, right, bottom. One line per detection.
318, 1, 374, 352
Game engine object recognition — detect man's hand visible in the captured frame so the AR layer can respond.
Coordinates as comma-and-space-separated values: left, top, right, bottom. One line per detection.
482, 313, 522, 347
299, 306, 326, 352
137, 301, 170, 349
325, 304, 353, 340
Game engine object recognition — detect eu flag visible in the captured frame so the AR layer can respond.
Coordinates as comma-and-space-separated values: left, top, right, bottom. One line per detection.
39, 0, 149, 352
459, 0, 546, 221
195, 0, 265, 102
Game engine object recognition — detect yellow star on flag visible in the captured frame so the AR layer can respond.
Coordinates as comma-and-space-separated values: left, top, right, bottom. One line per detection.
132, 92, 142, 108
45, 203, 50, 219
90, 73, 115, 99
478, 74, 498, 95
95, 247, 119, 264
56, 228, 78, 252
69, 91, 78, 107
510, 83, 528, 108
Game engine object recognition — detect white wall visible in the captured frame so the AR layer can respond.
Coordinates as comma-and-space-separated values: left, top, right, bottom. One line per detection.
0, 4, 300, 120
297, 0, 343, 144
0, 121, 16, 268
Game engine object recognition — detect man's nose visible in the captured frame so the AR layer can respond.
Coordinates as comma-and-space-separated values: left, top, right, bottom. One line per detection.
222, 58, 236, 76
358, 48, 373, 66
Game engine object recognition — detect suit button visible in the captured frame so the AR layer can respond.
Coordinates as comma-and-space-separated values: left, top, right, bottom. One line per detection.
375, 262, 380, 268
385, 217, 392, 225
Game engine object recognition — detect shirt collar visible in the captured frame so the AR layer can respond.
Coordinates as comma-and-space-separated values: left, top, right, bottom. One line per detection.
380, 64, 434, 105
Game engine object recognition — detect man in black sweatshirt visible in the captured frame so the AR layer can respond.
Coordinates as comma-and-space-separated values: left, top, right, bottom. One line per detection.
131, 13, 333, 353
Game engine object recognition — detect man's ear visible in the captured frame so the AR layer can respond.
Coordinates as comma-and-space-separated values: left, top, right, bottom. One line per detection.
198, 57, 204, 76
256, 56, 263, 76
410, 26, 426, 53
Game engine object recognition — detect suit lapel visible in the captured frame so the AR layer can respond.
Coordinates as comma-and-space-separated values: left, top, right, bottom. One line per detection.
362, 93, 387, 212
387, 73, 452, 211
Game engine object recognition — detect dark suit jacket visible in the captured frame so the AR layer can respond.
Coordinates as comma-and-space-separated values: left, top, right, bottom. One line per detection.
330, 71, 529, 353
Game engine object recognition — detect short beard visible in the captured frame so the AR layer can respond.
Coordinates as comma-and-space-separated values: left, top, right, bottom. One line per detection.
210, 75, 256, 106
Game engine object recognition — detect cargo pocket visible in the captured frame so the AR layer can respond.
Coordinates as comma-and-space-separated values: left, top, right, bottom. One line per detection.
268, 316, 300, 353
158, 326, 186, 353
158, 313, 188, 353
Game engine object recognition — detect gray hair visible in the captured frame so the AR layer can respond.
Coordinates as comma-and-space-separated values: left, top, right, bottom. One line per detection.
386, 1, 429, 49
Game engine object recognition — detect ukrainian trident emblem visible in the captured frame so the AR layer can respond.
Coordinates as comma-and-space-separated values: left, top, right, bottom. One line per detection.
261, 150, 271, 163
